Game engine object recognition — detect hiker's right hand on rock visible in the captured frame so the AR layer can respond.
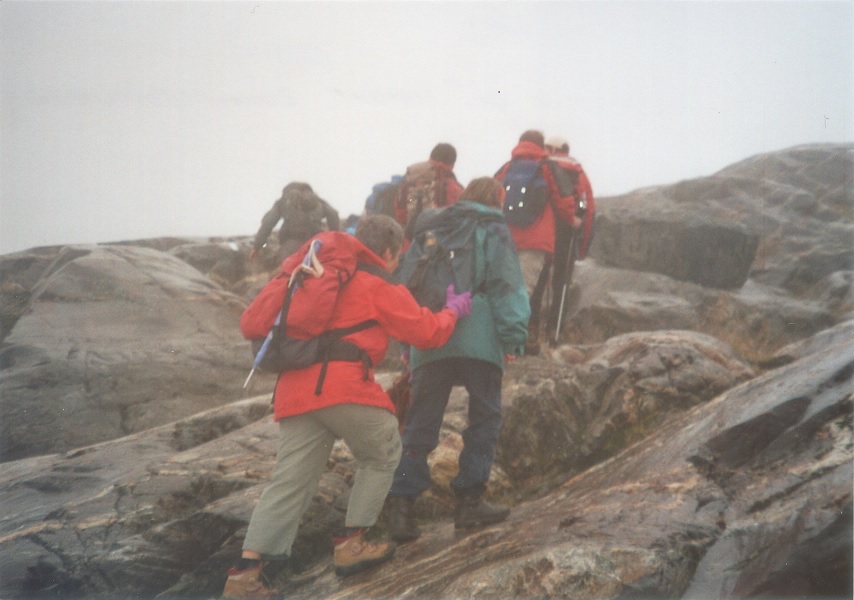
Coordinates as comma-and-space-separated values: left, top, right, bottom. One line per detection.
444, 284, 472, 319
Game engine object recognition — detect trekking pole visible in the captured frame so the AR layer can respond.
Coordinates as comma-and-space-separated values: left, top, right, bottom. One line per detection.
552, 230, 577, 346
242, 368, 256, 391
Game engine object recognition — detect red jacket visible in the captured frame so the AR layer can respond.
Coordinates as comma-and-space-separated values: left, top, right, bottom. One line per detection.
241, 240, 459, 420
495, 142, 577, 254
550, 154, 596, 259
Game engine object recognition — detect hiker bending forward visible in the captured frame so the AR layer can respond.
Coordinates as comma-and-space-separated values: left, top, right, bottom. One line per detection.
224, 215, 472, 599
250, 181, 341, 262
386, 177, 530, 542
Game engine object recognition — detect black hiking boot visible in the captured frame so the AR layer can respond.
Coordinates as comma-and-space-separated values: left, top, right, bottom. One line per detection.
454, 495, 510, 529
387, 496, 421, 543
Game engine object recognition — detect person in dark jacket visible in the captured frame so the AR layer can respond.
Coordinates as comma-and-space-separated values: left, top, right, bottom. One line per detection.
223, 215, 472, 599
385, 177, 530, 543
494, 130, 578, 355
249, 182, 341, 262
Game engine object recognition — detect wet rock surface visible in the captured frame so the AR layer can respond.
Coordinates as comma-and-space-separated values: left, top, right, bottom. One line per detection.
1, 331, 848, 599
0, 144, 851, 598
589, 143, 853, 292
0, 245, 253, 462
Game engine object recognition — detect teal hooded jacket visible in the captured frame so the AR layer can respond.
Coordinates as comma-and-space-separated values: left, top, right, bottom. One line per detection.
406, 201, 531, 371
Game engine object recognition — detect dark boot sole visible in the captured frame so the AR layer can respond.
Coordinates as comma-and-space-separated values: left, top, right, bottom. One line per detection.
334, 548, 396, 578
390, 530, 421, 543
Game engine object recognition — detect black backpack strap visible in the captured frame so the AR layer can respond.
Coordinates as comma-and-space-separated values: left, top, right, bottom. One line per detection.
313, 320, 378, 395
356, 261, 394, 282
276, 263, 389, 396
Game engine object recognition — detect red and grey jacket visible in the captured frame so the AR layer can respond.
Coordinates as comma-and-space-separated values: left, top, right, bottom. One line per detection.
495, 142, 577, 254
550, 154, 596, 259
240, 239, 459, 420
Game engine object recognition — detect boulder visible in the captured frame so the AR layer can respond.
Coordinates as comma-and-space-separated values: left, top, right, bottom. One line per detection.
589, 143, 853, 292
0, 245, 257, 462
591, 213, 759, 289
496, 331, 756, 495
763, 318, 854, 368
0, 249, 58, 340
169, 240, 249, 288
561, 261, 836, 362
713, 144, 854, 293
0, 397, 280, 599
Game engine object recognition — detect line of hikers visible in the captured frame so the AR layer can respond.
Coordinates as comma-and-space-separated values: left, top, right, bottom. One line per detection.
224, 130, 595, 599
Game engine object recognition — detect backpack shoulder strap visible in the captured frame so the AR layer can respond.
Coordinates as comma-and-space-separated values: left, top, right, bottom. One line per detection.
356, 261, 394, 283
472, 213, 503, 295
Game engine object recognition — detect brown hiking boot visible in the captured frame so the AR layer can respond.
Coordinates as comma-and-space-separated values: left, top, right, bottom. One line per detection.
222, 560, 286, 600
525, 323, 541, 356
387, 496, 421, 543
454, 496, 510, 529
333, 528, 396, 577
525, 339, 541, 356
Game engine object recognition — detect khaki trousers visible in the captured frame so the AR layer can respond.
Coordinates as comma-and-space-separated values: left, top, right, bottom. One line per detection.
242, 404, 401, 559
516, 249, 549, 297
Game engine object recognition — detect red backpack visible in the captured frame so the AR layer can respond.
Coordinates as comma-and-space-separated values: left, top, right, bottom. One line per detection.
240, 231, 386, 393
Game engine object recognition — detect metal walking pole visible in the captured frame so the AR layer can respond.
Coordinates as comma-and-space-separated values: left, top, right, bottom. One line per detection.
552, 230, 577, 346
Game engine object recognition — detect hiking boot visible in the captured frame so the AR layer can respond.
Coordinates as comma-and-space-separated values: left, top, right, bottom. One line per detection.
387, 496, 421, 543
525, 339, 541, 356
525, 322, 541, 356
222, 559, 287, 600
333, 528, 396, 577
454, 496, 510, 529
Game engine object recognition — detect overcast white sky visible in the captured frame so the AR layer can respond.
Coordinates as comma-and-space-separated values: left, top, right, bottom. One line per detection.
2, 1, 852, 254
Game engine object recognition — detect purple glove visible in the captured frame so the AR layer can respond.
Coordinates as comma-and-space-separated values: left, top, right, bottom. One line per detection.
444, 284, 472, 318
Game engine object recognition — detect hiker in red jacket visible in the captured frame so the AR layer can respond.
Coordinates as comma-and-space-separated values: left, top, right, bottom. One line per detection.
545, 135, 596, 344
394, 143, 464, 249
494, 130, 578, 355
223, 215, 472, 600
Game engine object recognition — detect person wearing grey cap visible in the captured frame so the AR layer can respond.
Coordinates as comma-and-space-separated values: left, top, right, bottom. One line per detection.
544, 136, 596, 344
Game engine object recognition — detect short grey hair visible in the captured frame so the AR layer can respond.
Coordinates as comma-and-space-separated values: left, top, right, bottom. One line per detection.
355, 214, 404, 257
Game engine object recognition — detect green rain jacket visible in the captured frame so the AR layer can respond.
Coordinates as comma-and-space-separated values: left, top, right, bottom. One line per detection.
408, 201, 531, 371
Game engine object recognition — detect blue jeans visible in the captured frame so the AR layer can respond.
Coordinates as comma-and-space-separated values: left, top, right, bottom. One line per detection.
390, 357, 503, 498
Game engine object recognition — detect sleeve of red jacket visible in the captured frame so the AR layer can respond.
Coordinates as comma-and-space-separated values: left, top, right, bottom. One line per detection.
578, 170, 593, 201
576, 169, 596, 259
372, 281, 458, 350
445, 176, 463, 206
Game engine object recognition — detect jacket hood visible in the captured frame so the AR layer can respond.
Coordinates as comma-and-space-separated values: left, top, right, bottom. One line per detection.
280, 231, 387, 275
510, 141, 549, 161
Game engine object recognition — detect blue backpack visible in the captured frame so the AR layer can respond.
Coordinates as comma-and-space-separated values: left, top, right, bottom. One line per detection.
365, 175, 403, 216
497, 158, 549, 227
